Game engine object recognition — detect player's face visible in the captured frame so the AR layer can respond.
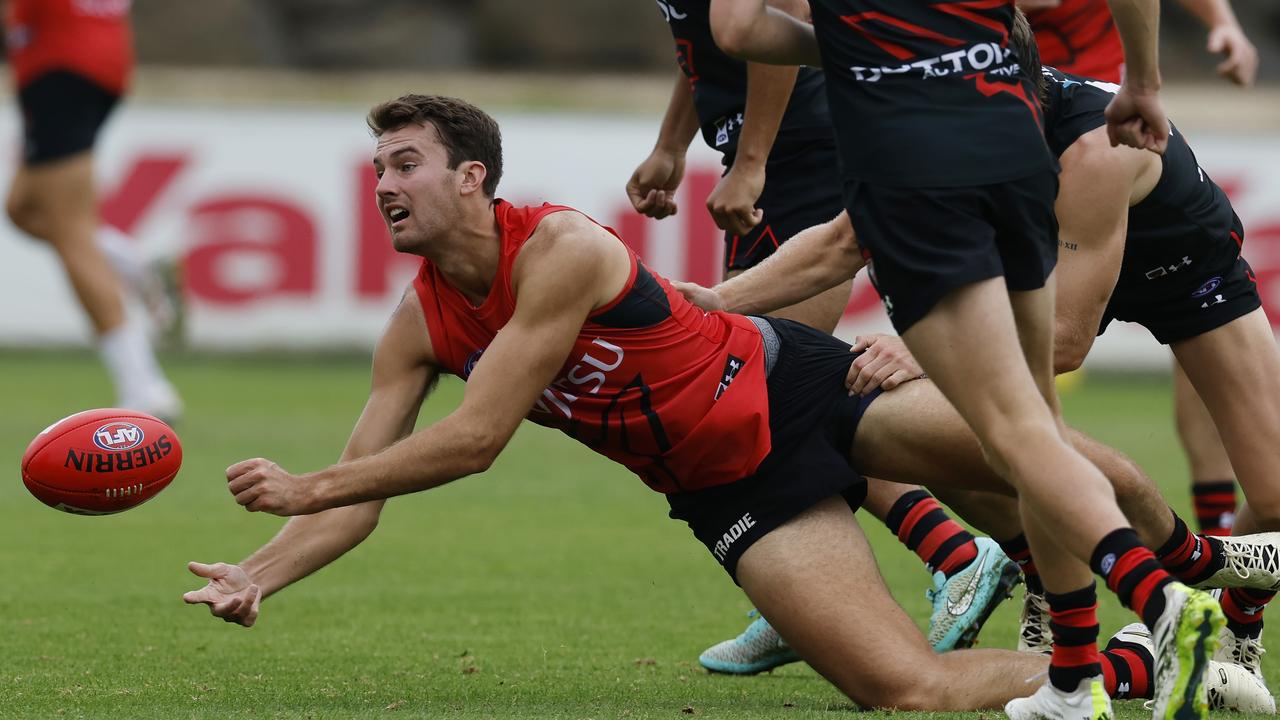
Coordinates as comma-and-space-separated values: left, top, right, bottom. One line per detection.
372, 124, 460, 253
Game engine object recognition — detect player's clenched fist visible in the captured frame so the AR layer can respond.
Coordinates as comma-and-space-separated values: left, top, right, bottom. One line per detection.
183, 561, 261, 627
226, 457, 317, 516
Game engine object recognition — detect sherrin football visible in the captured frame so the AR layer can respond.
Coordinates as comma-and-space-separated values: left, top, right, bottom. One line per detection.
21, 408, 182, 515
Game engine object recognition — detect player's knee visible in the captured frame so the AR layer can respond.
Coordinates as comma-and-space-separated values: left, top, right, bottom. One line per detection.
6, 192, 37, 236
1053, 346, 1085, 375
854, 676, 945, 711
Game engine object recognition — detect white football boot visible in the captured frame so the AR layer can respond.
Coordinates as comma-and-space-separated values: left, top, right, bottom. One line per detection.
1005, 676, 1113, 720
1019, 588, 1053, 655
1196, 534, 1280, 591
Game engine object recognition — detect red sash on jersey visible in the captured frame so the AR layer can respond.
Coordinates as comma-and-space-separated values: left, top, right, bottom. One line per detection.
6, 0, 133, 93
412, 201, 772, 493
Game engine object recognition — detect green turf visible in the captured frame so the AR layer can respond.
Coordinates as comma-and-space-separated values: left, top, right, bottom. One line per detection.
0, 351, 1272, 718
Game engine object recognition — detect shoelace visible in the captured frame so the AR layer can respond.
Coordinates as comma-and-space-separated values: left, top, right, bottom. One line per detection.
1222, 541, 1280, 584
1230, 636, 1266, 671
1021, 595, 1050, 647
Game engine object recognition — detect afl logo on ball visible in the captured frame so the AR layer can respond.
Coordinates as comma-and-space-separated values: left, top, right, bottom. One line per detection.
92, 422, 145, 452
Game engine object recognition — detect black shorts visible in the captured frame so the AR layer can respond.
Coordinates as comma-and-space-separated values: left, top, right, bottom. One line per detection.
724, 135, 844, 272
18, 70, 120, 165
844, 170, 1060, 333
1102, 213, 1260, 344
666, 317, 879, 582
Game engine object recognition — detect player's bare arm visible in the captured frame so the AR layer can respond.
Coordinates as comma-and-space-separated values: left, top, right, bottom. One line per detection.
234, 213, 629, 515
1103, 0, 1169, 152
184, 287, 440, 625
707, 62, 795, 235
709, 0, 821, 66
706, 0, 808, 235
1175, 0, 1258, 86
675, 211, 861, 315
1052, 126, 1156, 372
628, 71, 699, 219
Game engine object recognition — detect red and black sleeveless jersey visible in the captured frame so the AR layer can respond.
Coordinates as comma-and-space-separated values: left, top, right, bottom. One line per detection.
655, 0, 831, 159
413, 201, 773, 494
808, 0, 1053, 186
1025, 0, 1123, 84
1041, 67, 1236, 253
5, 0, 133, 94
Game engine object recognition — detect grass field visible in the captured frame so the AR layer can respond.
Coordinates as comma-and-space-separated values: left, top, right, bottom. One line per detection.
0, 350, 1274, 719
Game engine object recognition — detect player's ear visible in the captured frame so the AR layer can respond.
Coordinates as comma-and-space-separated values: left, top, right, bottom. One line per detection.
457, 161, 489, 197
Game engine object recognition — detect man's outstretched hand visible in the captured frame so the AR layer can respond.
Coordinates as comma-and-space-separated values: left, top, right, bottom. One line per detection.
183, 561, 261, 627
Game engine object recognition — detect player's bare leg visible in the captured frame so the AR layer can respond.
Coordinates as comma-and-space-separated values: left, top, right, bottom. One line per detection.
894, 277, 1219, 718
1173, 309, 1280, 534
736, 495, 1048, 710
1174, 361, 1239, 536
1172, 308, 1280, 682
6, 152, 181, 419
6, 152, 125, 334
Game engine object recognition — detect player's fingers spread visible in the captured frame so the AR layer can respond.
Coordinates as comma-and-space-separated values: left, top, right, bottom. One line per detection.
188, 561, 224, 579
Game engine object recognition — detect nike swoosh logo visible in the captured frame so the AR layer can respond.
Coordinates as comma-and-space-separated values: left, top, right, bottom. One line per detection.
946, 554, 988, 616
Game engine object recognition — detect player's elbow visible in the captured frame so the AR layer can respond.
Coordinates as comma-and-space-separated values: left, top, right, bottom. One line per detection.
1054, 345, 1086, 375
463, 433, 505, 476
709, 5, 753, 58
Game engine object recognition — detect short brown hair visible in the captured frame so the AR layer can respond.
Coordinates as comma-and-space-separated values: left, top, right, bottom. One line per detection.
1010, 9, 1046, 105
368, 94, 504, 197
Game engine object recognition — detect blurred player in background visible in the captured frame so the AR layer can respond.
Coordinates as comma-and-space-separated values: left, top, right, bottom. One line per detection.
630, 0, 1019, 670
3, 0, 181, 420
1021, 0, 1257, 87
1020, 0, 1258, 540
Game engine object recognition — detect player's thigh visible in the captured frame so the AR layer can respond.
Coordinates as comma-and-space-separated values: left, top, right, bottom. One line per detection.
850, 377, 1014, 496
736, 495, 936, 707
1173, 307, 1280, 511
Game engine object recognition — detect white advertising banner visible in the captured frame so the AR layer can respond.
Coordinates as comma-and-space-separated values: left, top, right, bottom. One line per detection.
0, 105, 1277, 370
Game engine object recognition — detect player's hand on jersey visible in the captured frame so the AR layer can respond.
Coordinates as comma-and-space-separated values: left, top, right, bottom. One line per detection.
183, 561, 261, 627
1207, 24, 1258, 87
226, 458, 318, 516
673, 281, 727, 313
707, 162, 766, 235
627, 150, 686, 219
846, 334, 925, 396
1104, 85, 1169, 154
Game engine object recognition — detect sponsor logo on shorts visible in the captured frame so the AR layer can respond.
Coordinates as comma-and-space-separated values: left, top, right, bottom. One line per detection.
462, 349, 484, 379
713, 113, 744, 147
714, 355, 745, 400
93, 422, 145, 451
712, 512, 757, 563
1145, 256, 1193, 280
1191, 276, 1223, 298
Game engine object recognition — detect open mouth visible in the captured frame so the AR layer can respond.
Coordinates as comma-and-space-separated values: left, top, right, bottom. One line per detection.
387, 207, 410, 226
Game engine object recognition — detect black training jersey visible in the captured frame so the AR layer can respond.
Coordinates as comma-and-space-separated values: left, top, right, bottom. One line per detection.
809, 0, 1053, 186
656, 0, 831, 160
1041, 67, 1237, 248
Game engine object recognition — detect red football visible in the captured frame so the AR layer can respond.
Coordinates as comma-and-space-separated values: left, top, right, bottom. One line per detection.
21, 408, 183, 515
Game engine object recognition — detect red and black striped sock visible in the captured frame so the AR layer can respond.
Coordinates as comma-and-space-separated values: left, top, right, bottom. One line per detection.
998, 534, 1045, 595
1192, 480, 1238, 536
1092, 528, 1174, 629
884, 490, 978, 579
1154, 510, 1224, 585
1223, 587, 1274, 639
1047, 584, 1102, 692
1100, 631, 1153, 699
